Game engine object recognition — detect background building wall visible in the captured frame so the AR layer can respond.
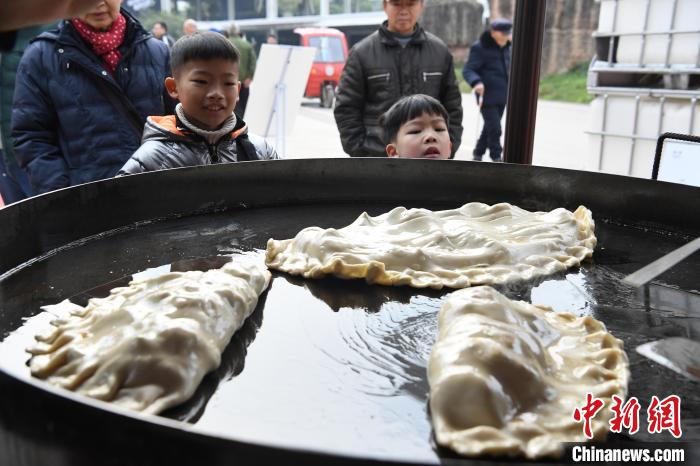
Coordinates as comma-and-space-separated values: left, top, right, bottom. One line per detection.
421, 0, 484, 63
490, 0, 600, 74
424, 0, 599, 74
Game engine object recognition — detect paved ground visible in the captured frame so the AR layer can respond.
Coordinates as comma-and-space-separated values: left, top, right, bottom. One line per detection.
276, 94, 592, 172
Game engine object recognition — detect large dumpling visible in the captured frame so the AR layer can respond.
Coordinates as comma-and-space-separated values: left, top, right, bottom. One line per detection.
428, 286, 629, 459
27, 260, 271, 415
266, 202, 596, 289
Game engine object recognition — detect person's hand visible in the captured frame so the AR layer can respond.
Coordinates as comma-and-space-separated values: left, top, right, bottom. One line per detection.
1, 0, 102, 31
243, 78, 252, 88
473, 83, 485, 107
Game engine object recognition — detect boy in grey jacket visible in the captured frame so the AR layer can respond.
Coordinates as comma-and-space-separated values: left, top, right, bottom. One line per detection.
119, 32, 277, 175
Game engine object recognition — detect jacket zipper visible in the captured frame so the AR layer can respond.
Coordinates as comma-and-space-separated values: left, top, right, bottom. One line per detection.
423, 71, 443, 81
367, 73, 390, 81
208, 144, 219, 163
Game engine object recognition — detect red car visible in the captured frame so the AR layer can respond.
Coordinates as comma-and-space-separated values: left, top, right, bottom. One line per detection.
294, 27, 348, 108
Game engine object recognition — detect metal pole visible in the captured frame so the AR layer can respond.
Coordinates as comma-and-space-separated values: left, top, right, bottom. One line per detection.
228, 0, 235, 20
608, 0, 619, 66
598, 94, 608, 171
503, 0, 547, 165
627, 95, 641, 176
639, 0, 652, 67
664, 0, 679, 68
275, 83, 287, 158
266, 0, 278, 19
656, 96, 666, 138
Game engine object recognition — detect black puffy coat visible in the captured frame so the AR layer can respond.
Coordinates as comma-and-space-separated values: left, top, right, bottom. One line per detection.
334, 21, 463, 157
11, 9, 173, 194
118, 115, 278, 175
462, 30, 511, 106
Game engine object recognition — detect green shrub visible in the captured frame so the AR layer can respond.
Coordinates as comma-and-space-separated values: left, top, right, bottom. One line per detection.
539, 63, 593, 103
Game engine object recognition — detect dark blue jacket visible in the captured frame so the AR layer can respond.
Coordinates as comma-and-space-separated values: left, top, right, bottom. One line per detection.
11, 9, 173, 194
462, 30, 511, 106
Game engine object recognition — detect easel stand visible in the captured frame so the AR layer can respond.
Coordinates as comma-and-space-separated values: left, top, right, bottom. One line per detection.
274, 83, 287, 158
265, 47, 293, 159
244, 44, 315, 156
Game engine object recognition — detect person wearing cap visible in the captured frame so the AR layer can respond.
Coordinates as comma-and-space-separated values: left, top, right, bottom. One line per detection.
228, 22, 256, 116
334, 0, 463, 158
462, 18, 512, 162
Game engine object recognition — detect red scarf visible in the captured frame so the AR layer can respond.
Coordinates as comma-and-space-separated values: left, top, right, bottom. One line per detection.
71, 14, 126, 74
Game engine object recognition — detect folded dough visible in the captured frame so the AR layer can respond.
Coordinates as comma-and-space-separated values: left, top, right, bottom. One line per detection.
428, 286, 629, 459
27, 260, 271, 415
266, 203, 596, 289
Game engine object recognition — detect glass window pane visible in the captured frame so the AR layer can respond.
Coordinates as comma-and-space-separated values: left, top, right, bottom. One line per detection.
279, 0, 321, 17
234, 0, 266, 19
330, 0, 383, 14
308, 36, 346, 62
194, 0, 228, 20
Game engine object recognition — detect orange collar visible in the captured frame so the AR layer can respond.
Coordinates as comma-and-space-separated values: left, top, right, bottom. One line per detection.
149, 115, 247, 139
149, 115, 184, 136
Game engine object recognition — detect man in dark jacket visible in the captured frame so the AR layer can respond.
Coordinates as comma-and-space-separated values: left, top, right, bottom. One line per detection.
152, 21, 175, 48
11, 6, 174, 194
334, 0, 463, 157
462, 18, 512, 162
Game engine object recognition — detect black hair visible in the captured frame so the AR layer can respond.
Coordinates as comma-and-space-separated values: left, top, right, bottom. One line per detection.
170, 32, 240, 76
379, 94, 449, 143
154, 21, 168, 31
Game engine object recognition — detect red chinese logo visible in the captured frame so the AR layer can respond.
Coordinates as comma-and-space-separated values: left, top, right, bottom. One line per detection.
609, 395, 641, 434
573, 394, 682, 438
572, 392, 605, 439
648, 395, 682, 438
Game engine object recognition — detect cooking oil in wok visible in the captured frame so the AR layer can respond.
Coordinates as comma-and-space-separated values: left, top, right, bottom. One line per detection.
1, 211, 699, 460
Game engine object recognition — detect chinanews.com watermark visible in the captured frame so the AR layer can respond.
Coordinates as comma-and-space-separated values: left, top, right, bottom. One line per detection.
564, 393, 696, 464
568, 444, 686, 463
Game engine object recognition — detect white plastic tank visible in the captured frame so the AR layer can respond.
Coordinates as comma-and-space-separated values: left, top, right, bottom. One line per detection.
588, 94, 700, 177
597, 0, 700, 67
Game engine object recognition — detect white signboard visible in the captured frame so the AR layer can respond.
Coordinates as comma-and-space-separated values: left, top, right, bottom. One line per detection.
244, 44, 316, 157
658, 138, 700, 187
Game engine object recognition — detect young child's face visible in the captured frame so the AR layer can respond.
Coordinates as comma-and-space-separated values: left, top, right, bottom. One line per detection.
386, 112, 452, 159
165, 58, 240, 130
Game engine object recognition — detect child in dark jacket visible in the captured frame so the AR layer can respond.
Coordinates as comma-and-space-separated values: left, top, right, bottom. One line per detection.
379, 94, 452, 160
118, 32, 277, 175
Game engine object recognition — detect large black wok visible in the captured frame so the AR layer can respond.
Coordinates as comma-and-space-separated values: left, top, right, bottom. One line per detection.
0, 159, 698, 466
